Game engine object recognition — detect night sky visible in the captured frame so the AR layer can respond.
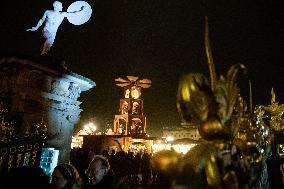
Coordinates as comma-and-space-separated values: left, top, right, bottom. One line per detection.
1, 0, 284, 135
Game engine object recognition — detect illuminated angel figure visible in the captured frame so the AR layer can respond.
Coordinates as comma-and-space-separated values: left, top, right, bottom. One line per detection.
26, 1, 92, 55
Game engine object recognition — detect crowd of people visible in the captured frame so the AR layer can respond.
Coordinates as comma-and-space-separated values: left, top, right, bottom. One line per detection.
0, 148, 163, 189
70, 148, 156, 189
1, 145, 283, 188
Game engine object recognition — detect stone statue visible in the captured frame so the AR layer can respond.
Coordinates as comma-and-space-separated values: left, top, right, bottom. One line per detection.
26, 1, 92, 55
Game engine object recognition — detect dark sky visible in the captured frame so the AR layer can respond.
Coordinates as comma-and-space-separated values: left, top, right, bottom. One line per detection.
1, 0, 284, 135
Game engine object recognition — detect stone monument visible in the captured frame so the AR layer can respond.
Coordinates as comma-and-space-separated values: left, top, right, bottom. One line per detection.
0, 54, 95, 164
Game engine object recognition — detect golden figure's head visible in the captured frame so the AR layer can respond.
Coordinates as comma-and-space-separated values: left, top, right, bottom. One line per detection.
177, 73, 218, 124
177, 64, 245, 141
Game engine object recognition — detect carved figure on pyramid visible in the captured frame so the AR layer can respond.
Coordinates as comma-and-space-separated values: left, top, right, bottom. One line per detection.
26, 1, 92, 55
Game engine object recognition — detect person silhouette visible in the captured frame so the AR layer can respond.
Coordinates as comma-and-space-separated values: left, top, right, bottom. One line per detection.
26, 1, 85, 55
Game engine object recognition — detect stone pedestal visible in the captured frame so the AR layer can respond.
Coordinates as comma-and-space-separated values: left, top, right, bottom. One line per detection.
0, 54, 95, 164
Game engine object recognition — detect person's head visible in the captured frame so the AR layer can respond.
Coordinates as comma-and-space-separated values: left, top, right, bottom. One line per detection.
85, 155, 110, 186
51, 163, 82, 189
53, 1, 63, 11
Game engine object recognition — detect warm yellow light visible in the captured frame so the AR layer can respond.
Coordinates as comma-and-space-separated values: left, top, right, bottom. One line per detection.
172, 144, 197, 154
152, 143, 171, 153
71, 136, 83, 148
166, 136, 174, 142
84, 122, 97, 134
152, 143, 197, 154
131, 87, 140, 99
125, 89, 130, 98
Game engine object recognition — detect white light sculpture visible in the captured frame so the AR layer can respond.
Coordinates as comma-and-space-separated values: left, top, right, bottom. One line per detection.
26, 1, 92, 55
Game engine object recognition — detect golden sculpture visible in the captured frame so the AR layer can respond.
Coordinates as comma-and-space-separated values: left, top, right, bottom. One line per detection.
151, 17, 273, 189
176, 64, 246, 189
263, 88, 284, 132
174, 17, 259, 189
205, 16, 217, 91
